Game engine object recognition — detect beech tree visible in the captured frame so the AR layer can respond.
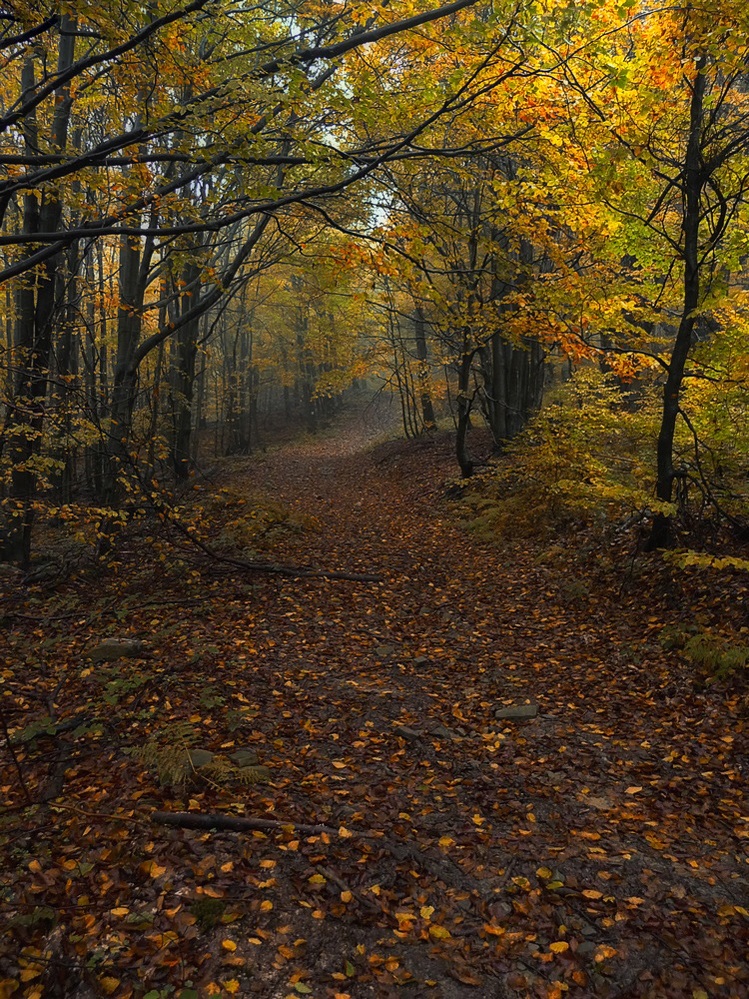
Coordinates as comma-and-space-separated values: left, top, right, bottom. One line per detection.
0, 0, 522, 564
548, 1, 749, 544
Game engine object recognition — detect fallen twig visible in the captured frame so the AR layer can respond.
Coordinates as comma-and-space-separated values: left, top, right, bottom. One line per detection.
203, 549, 383, 583
152, 810, 344, 837
162, 500, 383, 582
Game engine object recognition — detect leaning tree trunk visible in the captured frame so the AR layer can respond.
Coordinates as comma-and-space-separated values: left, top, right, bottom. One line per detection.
648, 59, 706, 550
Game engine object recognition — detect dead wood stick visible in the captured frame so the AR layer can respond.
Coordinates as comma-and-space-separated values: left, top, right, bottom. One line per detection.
207, 551, 383, 583
165, 509, 383, 583
152, 810, 345, 837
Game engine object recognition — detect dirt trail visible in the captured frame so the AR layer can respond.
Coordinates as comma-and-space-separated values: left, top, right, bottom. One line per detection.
2, 402, 746, 999
214, 405, 747, 997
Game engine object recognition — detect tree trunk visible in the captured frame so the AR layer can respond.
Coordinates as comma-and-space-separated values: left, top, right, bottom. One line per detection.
413, 308, 436, 430
455, 346, 475, 477
648, 59, 706, 549
1, 24, 75, 565
169, 260, 202, 478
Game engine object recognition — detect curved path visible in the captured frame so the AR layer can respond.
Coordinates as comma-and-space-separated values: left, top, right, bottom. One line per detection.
207, 400, 747, 998
2, 397, 745, 999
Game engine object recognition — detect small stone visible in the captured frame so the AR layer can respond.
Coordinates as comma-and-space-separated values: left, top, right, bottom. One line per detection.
88, 638, 146, 662
429, 724, 459, 740
188, 749, 214, 768
394, 725, 423, 741
577, 941, 597, 957
495, 703, 539, 721
413, 656, 429, 666
229, 748, 259, 767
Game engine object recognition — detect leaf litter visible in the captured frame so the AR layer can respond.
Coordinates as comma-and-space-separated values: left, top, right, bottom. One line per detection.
0, 409, 747, 998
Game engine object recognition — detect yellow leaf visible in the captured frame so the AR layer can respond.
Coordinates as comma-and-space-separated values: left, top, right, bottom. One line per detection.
141, 860, 166, 879
0, 981, 19, 999
19, 968, 42, 982
225, 981, 240, 994
340, 891, 353, 903
309, 873, 326, 885
438, 836, 454, 848
260, 900, 273, 912
222, 940, 237, 952
110, 907, 129, 917
482, 923, 506, 937
332, 761, 347, 769
550, 941, 569, 954
259, 860, 276, 869
99, 977, 120, 995
582, 890, 603, 899
429, 924, 451, 940
420, 905, 435, 919
595, 945, 617, 962
338, 826, 353, 838
536, 867, 553, 879
625, 786, 643, 795
28, 860, 42, 874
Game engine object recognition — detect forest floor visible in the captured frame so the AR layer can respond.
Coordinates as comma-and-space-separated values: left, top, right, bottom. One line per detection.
1, 396, 747, 999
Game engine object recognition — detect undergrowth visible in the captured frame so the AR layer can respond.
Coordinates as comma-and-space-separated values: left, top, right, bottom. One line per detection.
455, 369, 663, 542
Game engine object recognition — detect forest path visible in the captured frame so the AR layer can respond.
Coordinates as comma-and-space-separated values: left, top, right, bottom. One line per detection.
2, 400, 746, 999
207, 400, 747, 997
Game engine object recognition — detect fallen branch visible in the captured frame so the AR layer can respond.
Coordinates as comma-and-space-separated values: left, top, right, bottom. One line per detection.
152, 810, 345, 837
202, 549, 383, 583
151, 490, 384, 583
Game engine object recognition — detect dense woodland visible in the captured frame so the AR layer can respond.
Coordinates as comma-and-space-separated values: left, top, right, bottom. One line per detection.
1, 3, 748, 999
2, 0, 749, 562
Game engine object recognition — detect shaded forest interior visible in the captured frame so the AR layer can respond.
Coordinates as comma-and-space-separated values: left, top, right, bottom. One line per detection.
1, 2, 749, 998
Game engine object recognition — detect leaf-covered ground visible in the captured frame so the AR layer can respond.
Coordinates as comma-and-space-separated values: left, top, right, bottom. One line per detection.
1, 402, 747, 999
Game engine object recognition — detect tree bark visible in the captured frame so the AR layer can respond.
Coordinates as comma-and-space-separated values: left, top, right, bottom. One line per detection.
648, 59, 706, 550
1, 22, 75, 565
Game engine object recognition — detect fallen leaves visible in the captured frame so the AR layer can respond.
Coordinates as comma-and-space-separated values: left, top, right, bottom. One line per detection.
1, 425, 746, 998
